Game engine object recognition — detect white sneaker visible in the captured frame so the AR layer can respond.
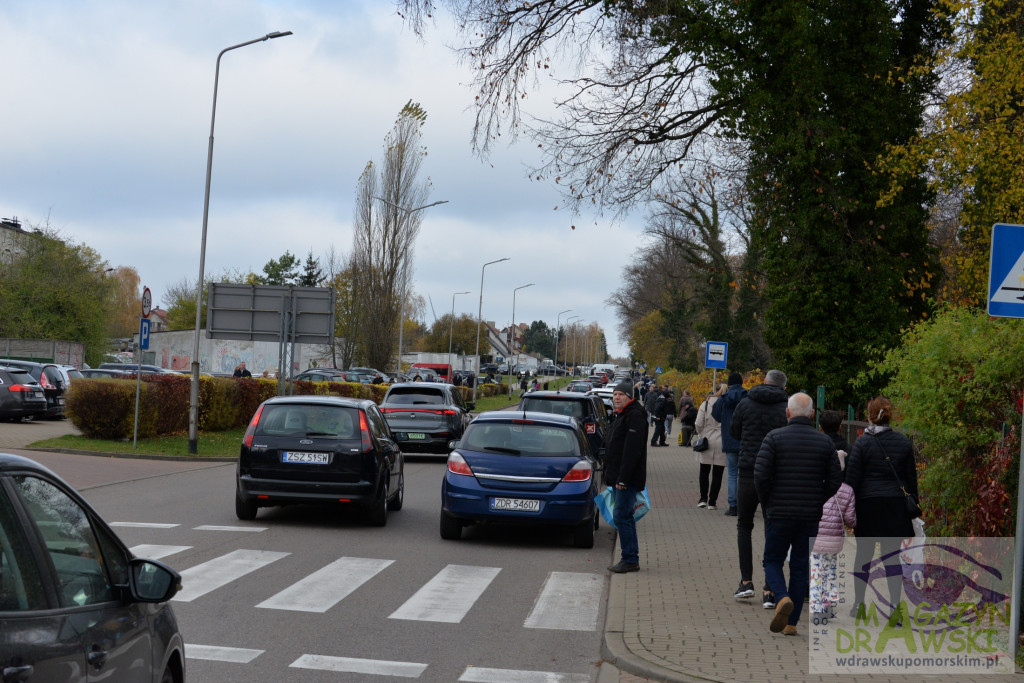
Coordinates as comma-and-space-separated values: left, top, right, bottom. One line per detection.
698, 500, 707, 508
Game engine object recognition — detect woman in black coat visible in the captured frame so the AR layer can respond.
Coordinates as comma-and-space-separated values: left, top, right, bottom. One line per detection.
844, 396, 918, 617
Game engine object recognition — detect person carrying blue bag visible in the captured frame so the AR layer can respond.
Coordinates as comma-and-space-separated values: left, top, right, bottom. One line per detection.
605, 380, 649, 573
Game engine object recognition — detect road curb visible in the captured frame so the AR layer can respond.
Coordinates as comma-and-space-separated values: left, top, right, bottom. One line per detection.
20, 447, 237, 463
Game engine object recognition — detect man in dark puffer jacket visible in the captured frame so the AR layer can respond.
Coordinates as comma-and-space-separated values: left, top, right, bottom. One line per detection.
605, 380, 649, 573
754, 392, 842, 636
729, 369, 789, 607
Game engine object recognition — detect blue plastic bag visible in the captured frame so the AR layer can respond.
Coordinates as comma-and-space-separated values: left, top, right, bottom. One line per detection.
595, 487, 652, 528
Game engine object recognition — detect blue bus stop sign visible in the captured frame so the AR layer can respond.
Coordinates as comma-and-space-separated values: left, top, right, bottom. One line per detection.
705, 341, 728, 369
988, 223, 1024, 318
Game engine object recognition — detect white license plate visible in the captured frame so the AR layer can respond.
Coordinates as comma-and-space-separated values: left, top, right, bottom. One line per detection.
282, 451, 331, 464
491, 498, 541, 512
406, 433, 426, 440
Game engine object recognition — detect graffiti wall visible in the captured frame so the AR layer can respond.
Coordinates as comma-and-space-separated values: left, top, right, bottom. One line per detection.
148, 330, 337, 376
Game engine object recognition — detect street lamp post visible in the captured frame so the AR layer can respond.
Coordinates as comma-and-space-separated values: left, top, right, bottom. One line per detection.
566, 316, 581, 376
375, 198, 449, 375
555, 309, 571, 376
188, 30, 293, 455
472, 257, 510, 404
507, 283, 534, 399
448, 290, 470, 378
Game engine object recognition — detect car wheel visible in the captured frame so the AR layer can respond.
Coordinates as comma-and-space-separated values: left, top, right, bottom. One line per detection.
573, 517, 595, 549
594, 511, 600, 530
160, 664, 176, 683
439, 510, 462, 540
366, 480, 388, 527
388, 474, 404, 511
235, 484, 258, 521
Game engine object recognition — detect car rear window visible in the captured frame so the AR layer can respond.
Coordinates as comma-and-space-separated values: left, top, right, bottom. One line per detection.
461, 422, 579, 456
1, 371, 36, 385
256, 404, 359, 438
385, 388, 445, 405
520, 398, 587, 420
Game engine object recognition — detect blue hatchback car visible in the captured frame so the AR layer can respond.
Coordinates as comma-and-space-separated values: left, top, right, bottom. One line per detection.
440, 410, 600, 548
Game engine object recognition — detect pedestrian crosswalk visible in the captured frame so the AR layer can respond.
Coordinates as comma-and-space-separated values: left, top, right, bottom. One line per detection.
124, 524, 604, 681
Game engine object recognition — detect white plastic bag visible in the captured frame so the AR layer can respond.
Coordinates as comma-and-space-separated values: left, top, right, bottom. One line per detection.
900, 517, 926, 591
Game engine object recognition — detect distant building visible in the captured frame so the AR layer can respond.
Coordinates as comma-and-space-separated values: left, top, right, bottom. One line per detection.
0, 216, 27, 265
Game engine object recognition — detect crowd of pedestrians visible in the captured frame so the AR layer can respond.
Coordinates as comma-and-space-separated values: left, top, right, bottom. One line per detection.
606, 368, 920, 640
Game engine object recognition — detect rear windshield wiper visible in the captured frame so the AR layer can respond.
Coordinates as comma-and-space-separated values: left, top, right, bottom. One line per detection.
482, 446, 521, 455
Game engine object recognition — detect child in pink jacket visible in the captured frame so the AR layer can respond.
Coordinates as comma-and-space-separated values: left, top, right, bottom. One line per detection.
810, 450, 856, 616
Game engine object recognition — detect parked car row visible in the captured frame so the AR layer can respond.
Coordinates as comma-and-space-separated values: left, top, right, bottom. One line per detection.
0, 360, 81, 421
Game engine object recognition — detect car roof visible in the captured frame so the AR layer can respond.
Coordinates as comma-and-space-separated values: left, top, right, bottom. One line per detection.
386, 382, 451, 389
0, 452, 61, 477
521, 390, 595, 401
470, 410, 579, 428
261, 395, 375, 409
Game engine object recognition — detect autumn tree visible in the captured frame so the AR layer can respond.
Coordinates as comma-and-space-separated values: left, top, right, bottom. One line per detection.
350, 102, 433, 370
106, 266, 142, 338
420, 313, 478, 355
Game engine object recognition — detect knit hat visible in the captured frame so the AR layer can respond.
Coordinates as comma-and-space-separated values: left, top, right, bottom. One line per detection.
728, 372, 743, 386
613, 380, 634, 396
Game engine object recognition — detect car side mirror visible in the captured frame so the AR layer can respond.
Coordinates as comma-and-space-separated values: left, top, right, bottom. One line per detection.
129, 558, 181, 603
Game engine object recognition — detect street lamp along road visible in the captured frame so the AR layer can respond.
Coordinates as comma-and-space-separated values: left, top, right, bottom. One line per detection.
448, 291, 470, 381
472, 257, 510, 404
375, 197, 449, 375
507, 283, 534, 399
188, 30, 293, 455
554, 309, 571, 377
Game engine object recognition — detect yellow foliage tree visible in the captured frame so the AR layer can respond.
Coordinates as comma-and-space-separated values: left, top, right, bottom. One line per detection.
628, 311, 673, 371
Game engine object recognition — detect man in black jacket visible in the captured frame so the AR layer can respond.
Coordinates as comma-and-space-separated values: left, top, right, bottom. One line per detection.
605, 380, 649, 573
754, 392, 842, 636
650, 391, 668, 446
730, 369, 789, 606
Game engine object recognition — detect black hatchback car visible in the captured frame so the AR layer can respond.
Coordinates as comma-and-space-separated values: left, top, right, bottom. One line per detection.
236, 396, 405, 526
379, 383, 475, 454
0, 452, 185, 683
517, 390, 610, 460
0, 360, 69, 419
0, 366, 47, 422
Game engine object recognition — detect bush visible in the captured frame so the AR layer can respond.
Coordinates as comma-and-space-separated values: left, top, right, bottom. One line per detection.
198, 377, 240, 431
145, 374, 191, 434
865, 306, 1024, 536
67, 379, 158, 440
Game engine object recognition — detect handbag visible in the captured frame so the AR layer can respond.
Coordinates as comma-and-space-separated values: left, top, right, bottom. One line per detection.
875, 435, 922, 519
692, 435, 709, 452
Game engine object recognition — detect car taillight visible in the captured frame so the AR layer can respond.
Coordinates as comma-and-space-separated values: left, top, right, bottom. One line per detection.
243, 404, 265, 447
8, 384, 34, 392
562, 460, 592, 482
38, 374, 51, 388
359, 410, 372, 451
447, 452, 473, 476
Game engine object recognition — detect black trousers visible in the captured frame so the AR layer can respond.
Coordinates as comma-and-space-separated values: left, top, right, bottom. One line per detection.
699, 463, 725, 506
737, 475, 767, 587
650, 418, 666, 445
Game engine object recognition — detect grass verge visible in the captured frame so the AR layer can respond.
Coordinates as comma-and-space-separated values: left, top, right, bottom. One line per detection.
29, 428, 245, 458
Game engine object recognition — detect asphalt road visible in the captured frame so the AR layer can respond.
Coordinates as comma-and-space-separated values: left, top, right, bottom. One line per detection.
26, 446, 615, 682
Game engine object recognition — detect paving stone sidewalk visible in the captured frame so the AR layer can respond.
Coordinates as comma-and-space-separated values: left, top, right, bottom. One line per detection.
600, 441, 1020, 683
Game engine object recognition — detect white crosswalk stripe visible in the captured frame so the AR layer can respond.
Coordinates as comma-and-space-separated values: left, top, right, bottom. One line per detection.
524, 572, 604, 631
129, 544, 191, 561
192, 524, 266, 532
173, 549, 290, 602
459, 667, 591, 682
389, 564, 501, 623
290, 654, 428, 678
110, 522, 179, 529
186, 644, 264, 663
256, 556, 393, 612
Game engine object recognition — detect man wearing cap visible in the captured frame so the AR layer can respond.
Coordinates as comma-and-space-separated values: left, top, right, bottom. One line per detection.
605, 380, 649, 573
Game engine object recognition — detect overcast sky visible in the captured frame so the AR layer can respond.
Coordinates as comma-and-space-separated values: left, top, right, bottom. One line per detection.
0, 1, 647, 357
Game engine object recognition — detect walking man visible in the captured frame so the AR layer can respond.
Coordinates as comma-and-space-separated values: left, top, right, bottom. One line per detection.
650, 390, 668, 447
730, 369, 788, 607
712, 372, 747, 516
754, 392, 842, 636
606, 380, 649, 573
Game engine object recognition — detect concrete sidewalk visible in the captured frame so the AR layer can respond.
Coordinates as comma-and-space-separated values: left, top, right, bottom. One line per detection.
600, 441, 1020, 683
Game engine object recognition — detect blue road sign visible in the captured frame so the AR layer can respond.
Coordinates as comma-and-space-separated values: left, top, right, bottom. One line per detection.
139, 318, 151, 350
705, 341, 728, 369
655, 366, 663, 374
988, 223, 1024, 318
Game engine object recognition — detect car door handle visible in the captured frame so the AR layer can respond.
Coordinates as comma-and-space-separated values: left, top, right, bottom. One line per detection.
2, 665, 34, 683
87, 647, 108, 669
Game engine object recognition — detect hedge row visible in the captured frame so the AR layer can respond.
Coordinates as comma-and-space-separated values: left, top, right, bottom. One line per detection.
66, 376, 510, 440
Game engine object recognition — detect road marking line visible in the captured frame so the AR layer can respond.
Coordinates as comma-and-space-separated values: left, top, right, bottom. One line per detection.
458, 667, 591, 682
173, 549, 290, 602
256, 556, 393, 612
524, 571, 604, 631
290, 654, 427, 678
110, 522, 179, 528
129, 544, 191, 561
389, 564, 500, 623
193, 525, 266, 532
186, 644, 264, 663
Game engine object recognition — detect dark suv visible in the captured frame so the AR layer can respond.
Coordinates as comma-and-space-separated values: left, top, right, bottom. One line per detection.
517, 390, 610, 460
0, 360, 69, 419
0, 366, 48, 422
379, 383, 475, 454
